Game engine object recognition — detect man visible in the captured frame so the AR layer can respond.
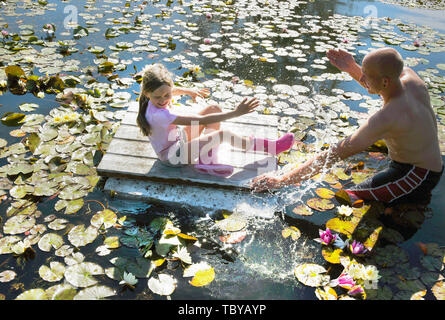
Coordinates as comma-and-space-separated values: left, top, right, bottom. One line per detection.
251, 47, 443, 209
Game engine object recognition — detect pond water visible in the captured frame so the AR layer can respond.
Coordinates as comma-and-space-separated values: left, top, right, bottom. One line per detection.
0, 0, 444, 301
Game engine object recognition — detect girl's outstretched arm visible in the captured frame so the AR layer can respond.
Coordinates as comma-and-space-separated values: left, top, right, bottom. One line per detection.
172, 86, 210, 102
172, 97, 260, 126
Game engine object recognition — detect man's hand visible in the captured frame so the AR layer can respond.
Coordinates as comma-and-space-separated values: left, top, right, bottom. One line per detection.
250, 174, 284, 192
326, 49, 357, 73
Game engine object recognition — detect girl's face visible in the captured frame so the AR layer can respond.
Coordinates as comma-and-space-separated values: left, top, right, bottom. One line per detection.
145, 84, 172, 109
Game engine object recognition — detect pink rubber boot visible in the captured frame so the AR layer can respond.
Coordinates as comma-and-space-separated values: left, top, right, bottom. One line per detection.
251, 133, 294, 155
194, 146, 234, 177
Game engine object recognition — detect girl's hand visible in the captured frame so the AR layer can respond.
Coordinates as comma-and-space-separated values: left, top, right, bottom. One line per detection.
189, 88, 210, 102
234, 97, 260, 116
250, 174, 284, 192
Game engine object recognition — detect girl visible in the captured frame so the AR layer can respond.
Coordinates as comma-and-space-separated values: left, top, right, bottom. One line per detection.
136, 63, 294, 177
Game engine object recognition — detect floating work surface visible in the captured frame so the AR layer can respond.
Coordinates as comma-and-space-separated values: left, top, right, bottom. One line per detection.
98, 101, 281, 190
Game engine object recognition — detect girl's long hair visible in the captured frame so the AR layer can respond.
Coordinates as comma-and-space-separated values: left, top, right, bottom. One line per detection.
136, 63, 174, 136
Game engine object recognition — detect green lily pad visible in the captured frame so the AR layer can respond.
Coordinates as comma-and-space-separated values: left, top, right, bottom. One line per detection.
68, 224, 98, 247
90, 209, 117, 229
0, 236, 22, 254
5, 65, 25, 80
48, 218, 69, 231
45, 284, 77, 300
1, 112, 26, 126
3, 215, 35, 235
38, 233, 64, 252
74, 285, 116, 300
64, 262, 103, 287
39, 261, 66, 282
16, 289, 48, 300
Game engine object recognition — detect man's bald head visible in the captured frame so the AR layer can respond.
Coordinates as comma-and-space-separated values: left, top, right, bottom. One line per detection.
362, 47, 404, 80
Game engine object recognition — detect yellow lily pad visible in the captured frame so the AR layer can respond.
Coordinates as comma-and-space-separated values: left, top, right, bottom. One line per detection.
321, 247, 343, 264
292, 204, 313, 216
189, 267, 215, 287
282, 226, 301, 241
306, 198, 335, 212
326, 217, 356, 236
315, 188, 335, 199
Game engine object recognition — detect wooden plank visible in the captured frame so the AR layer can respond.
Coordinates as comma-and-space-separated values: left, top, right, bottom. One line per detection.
104, 136, 277, 169
97, 153, 275, 189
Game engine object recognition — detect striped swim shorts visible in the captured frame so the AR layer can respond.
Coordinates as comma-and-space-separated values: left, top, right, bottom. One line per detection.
346, 160, 443, 206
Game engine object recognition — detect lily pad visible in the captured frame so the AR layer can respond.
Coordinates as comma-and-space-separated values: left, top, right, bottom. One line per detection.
38, 233, 64, 252
432, 281, 445, 300
322, 247, 344, 264
306, 198, 335, 212
3, 215, 35, 235
67, 224, 98, 247
326, 217, 356, 236
292, 204, 313, 216
282, 226, 301, 241
215, 214, 247, 232
315, 188, 335, 199
90, 209, 117, 229
39, 261, 66, 282
294, 263, 330, 287
0, 270, 17, 283
74, 285, 116, 300
16, 289, 48, 300
64, 262, 104, 287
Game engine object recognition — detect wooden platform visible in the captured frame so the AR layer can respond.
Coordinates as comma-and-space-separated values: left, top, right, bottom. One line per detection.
97, 101, 283, 218
97, 101, 281, 190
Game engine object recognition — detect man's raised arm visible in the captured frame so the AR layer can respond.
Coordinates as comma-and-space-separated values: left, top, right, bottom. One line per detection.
326, 49, 367, 89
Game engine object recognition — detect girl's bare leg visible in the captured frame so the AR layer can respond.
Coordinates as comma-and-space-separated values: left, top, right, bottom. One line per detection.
183, 105, 221, 142
184, 129, 252, 164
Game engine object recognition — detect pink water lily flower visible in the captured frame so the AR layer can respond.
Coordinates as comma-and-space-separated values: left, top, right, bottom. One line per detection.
206, 12, 212, 19
316, 228, 337, 245
1, 30, 8, 37
348, 285, 364, 297
349, 240, 367, 255
332, 273, 356, 290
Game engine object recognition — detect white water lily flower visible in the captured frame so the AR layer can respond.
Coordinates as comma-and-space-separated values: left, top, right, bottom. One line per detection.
347, 262, 367, 280
37, 91, 45, 99
363, 265, 381, 282
0, 80, 7, 88
119, 272, 138, 286
337, 205, 354, 217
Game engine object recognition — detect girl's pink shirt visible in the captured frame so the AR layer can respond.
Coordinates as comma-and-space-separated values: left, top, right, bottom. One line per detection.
145, 100, 179, 161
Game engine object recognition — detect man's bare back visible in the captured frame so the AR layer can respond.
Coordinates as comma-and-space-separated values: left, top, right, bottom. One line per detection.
375, 67, 442, 172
